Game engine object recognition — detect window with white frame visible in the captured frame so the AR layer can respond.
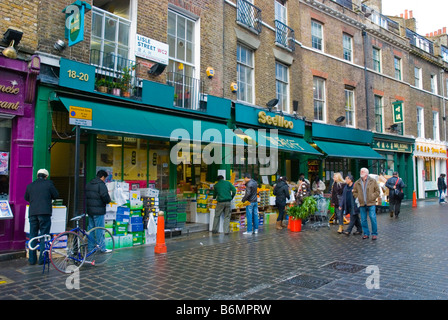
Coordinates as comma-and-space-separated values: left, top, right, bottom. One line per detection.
431, 74, 438, 94
414, 67, 422, 89
374, 95, 383, 133
345, 88, 355, 127
343, 33, 353, 62
90, 3, 132, 70
394, 57, 402, 80
275, 0, 287, 24
311, 20, 323, 51
372, 47, 381, 73
417, 107, 424, 138
433, 111, 439, 140
275, 62, 289, 113
167, 10, 198, 109
237, 43, 254, 104
313, 77, 326, 121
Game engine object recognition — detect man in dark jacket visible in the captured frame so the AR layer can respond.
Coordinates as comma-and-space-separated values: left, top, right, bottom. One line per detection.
340, 175, 362, 236
86, 170, 111, 252
242, 173, 259, 234
25, 169, 59, 265
212, 175, 236, 234
437, 173, 447, 204
385, 172, 406, 218
273, 176, 290, 230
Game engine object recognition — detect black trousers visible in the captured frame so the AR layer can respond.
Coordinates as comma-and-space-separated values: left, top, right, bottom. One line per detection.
345, 213, 362, 234
389, 194, 402, 217
29, 215, 51, 264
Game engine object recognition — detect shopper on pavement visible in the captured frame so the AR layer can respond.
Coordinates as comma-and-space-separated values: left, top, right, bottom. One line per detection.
86, 170, 112, 252
212, 175, 236, 234
386, 172, 406, 218
25, 169, 59, 265
273, 176, 290, 230
242, 173, 259, 234
312, 176, 326, 196
437, 173, 447, 204
340, 175, 362, 236
353, 168, 380, 240
331, 172, 346, 234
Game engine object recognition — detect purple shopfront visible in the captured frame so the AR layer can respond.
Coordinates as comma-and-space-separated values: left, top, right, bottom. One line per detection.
0, 55, 40, 253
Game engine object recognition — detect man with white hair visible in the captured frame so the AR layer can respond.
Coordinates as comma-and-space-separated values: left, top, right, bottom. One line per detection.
24, 169, 59, 265
352, 168, 380, 240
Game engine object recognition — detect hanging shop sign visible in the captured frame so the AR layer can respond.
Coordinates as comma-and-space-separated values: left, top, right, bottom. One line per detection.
373, 139, 413, 153
392, 100, 404, 124
135, 34, 169, 65
63, 1, 92, 47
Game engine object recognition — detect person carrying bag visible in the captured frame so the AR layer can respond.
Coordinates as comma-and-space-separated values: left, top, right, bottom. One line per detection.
386, 172, 405, 218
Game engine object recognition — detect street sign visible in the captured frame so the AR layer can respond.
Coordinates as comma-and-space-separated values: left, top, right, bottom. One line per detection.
69, 105, 92, 126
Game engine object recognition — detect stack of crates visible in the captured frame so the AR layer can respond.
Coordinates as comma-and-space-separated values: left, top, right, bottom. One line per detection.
159, 190, 178, 229
176, 200, 188, 229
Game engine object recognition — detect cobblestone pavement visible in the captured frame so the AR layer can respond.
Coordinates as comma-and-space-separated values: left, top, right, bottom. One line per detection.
1, 199, 448, 301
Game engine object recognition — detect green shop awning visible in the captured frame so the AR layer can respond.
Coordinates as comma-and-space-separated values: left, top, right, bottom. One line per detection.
314, 140, 384, 160
239, 129, 322, 155
59, 97, 245, 146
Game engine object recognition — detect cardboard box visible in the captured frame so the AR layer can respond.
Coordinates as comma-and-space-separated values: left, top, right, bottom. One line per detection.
114, 222, 128, 235
130, 216, 143, 224
120, 234, 133, 248
128, 223, 144, 232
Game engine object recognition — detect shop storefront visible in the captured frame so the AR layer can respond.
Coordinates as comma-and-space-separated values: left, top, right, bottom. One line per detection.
310, 123, 384, 191
372, 133, 415, 200
0, 55, 40, 253
414, 138, 447, 199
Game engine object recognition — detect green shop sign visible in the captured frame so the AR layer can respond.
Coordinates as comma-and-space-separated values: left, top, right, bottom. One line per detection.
373, 139, 413, 153
392, 100, 404, 124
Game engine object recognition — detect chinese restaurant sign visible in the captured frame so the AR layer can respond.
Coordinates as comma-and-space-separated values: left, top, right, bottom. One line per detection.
393, 101, 404, 124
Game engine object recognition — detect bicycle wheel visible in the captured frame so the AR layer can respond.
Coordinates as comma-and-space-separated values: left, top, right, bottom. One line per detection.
50, 231, 86, 274
84, 227, 114, 266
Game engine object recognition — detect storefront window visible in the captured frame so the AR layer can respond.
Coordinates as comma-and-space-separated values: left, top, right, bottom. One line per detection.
424, 159, 432, 181
0, 119, 11, 200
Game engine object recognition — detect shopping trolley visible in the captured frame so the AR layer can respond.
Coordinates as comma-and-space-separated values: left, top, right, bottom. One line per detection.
310, 195, 331, 230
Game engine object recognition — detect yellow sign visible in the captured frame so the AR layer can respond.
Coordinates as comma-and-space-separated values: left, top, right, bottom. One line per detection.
258, 111, 293, 129
69, 105, 92, 126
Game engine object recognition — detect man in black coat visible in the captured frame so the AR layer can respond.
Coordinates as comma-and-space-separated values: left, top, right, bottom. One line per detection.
85, 170, 111, 252
273, 176, 290, 230
25, 169, 59, 265
437, 173, 447, 204
385, 172, 406, 218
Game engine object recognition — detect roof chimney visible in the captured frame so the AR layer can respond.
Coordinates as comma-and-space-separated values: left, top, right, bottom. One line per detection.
400, 13, 403, 18
405, 10, 408, 19
409, 10, 413, 18
443, 27, 447, 34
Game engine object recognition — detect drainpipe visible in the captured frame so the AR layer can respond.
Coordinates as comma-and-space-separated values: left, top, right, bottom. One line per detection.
441, 69, 446, 142
362, 29, 370, 130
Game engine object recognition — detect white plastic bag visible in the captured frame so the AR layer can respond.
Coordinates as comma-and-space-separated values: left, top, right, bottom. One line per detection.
146, 214, 157, 244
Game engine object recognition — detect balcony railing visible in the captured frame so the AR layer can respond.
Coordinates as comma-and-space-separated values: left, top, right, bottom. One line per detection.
90, 49, 142, 99
406, 29, 434, 55
236, 0, 262, 34
166, 72, 204, 111
275, 20, 295, 52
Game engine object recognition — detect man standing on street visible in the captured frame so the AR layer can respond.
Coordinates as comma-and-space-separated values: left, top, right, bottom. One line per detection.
273, 176, 290, 230
25, 169, 59, 265
386, 172, 405, 218
212, 175, 236, 234
437, 173, 447, 204
353, 168, 380, 240
242, 173, 259, 235
86, 170, 112, 252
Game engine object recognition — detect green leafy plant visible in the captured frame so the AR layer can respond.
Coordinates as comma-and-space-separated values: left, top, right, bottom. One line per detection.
121, 64, 135, 92
286, 196, 317, 220
95, 78, 107, 87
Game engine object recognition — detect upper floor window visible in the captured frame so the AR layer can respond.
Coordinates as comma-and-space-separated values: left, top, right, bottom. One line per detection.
237, 43, 254, 104
394, 57, 402, 80
345, 88, 355, 127
430, 74, 438, 95
343, 34, 353, 62
311, 20, 323, 51
417, 107, 424, 138
374, 95, 383, 133
414, 67, 422, 89
313, 77, 326, 121
275, 62, 289, 113
372, 47, 381, 73
433, 111, 440, 141
90, 2, 131, 70
275, 0, 287, 24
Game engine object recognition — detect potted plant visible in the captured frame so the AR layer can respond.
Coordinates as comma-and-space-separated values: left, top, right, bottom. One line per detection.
95, 78, 108, 93
286, 196, 317, 232
111, 81, 122, 96
121, 65, 134, 97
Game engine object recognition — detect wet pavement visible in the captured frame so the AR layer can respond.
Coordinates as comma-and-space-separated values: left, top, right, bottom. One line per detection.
1, 199, 448, 302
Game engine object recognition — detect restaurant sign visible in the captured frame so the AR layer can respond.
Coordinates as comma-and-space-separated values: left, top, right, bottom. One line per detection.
373, 139, 413, 153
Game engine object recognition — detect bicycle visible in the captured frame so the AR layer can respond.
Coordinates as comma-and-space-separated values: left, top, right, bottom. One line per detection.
28, 234, 52, 274
49, 214, 115, 274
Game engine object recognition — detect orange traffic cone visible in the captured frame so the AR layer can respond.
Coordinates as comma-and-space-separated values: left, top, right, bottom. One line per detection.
154, 211, 167, 254
412, 190, 417, 208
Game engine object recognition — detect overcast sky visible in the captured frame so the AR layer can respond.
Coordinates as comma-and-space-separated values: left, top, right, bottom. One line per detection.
382, 0, 448, 36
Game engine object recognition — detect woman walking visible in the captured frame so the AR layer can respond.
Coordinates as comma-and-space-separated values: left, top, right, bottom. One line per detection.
331, 172, 346, 234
